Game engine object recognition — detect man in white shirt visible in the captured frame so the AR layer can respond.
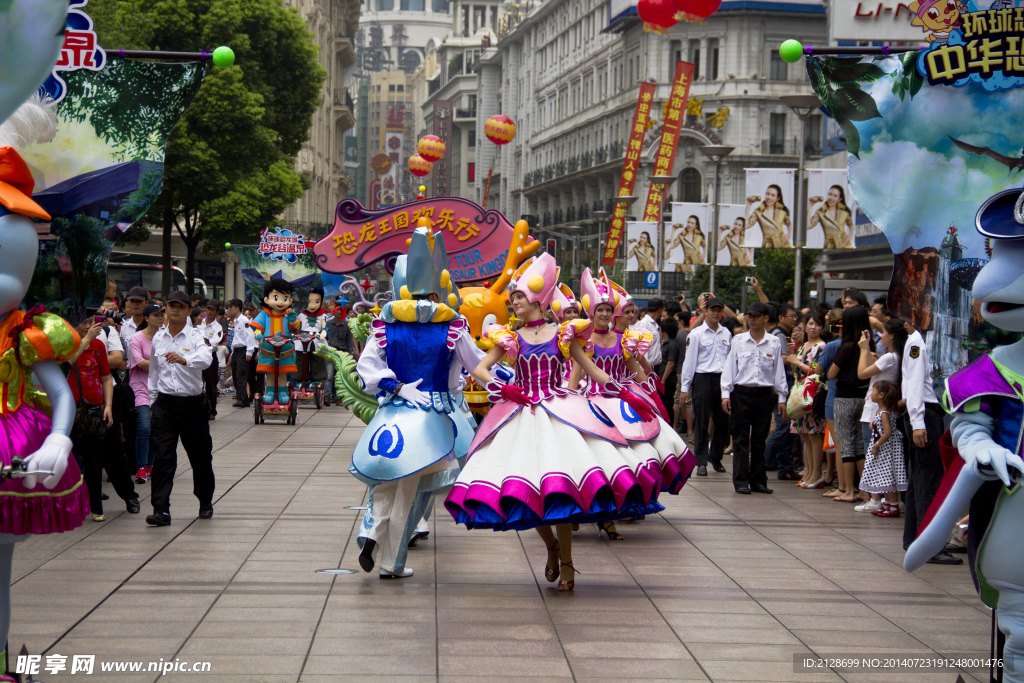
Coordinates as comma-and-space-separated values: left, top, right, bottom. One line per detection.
721, 302, 788, 495
679, 297, 731, 476
630, 297, 663, 368
146, 291, 215, 526
200, 300, 225, 419
226, 299, 257, 407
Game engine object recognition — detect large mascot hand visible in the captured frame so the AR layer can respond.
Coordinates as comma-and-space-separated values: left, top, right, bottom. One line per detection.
957, 412, 1024, 487
397, 378, 432, 407
22, 434, 72, 490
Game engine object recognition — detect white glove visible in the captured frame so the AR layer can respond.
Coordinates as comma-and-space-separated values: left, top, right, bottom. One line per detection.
22, 433, 72, 489
967, 442, 1024, 488
397, 378, 432, 408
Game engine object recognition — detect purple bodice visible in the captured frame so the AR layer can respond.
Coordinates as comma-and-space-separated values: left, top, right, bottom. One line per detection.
589, 333, 629, 394
513, 333, 568, 402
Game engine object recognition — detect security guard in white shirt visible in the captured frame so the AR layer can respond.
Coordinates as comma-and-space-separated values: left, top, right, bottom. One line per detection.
721, 302, 789, 494
200, 300, 225, 419
146, 291, 216, 526
679, 297, 731, 476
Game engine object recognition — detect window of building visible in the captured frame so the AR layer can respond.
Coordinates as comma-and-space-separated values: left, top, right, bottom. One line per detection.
468, 162, 476, 182
707, 38, 719, 80
389, 84, 396, 91
432, 0, 449, 12
770, 51, 787, 80
770, 113, 786, 154
805, 115, 822, 154
679, 167, 701, 202
468, 129, 476, 147
397, 84, 404, 91
400, 0, 424, 9
376, 0, 393, 9
669, 40, 682, 74
688, 39, 700, 79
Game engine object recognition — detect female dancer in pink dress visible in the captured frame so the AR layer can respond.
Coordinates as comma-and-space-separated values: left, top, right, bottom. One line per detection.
445, 254, 662, 591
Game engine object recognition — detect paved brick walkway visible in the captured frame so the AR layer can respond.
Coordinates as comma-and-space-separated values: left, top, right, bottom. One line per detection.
9, 403, 993, 682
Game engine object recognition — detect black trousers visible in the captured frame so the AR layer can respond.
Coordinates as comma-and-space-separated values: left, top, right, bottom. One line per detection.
150, 393, 215, 516
120, 406, 137, 470
902, 403, 945, 550
661, 374, 678, 430
247, 354, 258, 400
730, 385, 775, 489
203, 354, 219, 415
230, 347, 250, 404
73, 417, 137, 515
692, 372, 730, 467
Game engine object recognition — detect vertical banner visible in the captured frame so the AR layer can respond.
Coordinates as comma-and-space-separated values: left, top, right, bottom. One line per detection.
381, 129, 404, 207
482, 168, 493, 209
666, 202, 709, 273
642, 62, 696, 221
626, 221, 660, 271
743, 169, 795, 249
432, 100, 453, 198
714, 204, 755, 267
805, 169, 857, 249
602, 82, 657, 266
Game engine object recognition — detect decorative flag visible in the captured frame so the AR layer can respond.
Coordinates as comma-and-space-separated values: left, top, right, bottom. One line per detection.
641, 61, 695, 222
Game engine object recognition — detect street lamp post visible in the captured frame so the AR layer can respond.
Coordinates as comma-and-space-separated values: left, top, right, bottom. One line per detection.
647, 175, 676, 300
547, 225, 584, 282
612, 195, 638, 282
780, 94, 822, 310
697, 145, 735, 295
592, 209, 611, 265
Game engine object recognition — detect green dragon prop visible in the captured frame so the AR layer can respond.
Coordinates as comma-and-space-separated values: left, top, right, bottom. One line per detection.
313, 344, 378, 424
347, 313, 373, 345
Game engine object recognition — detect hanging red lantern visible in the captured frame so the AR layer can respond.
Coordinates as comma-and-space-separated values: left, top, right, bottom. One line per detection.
638, 0, 678, 31
484, 115, 516, 145
672, 0, 721, 22
417, 135, 446, 163
408, 154, 433, 177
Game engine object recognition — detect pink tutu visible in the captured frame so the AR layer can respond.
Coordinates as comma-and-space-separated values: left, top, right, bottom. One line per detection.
0, 405, 89, 535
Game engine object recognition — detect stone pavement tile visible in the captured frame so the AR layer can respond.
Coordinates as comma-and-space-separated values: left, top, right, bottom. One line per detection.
202, 606, 325, 622
191, 619, 319, 639
313, 620, 436, 639
756, 599, 879, 617
651, 597, 769, 615
178, 637, 312, 656
438, 655, 573, 677
772, 613, 905, 632
439, 636, 564, 658
697, 659, 844, 681
791, 628, 927, 649
669, 623, 803, 645
70, 619, 199, 638
303, 654, 436, 675
158, 655, 306, 675
324, 605, 438, 623
308, 637, 434, 657
547, 607, 669, 626
49, 636, 186, 658
440, 678, 573, 683
159, 677, 296, 683
212, 593, 327, 608
304, 677, 437, 683
561, 640, 694, 660
436, 622, 556, 640
567, 657, 707, 679
685, 642, 815, 662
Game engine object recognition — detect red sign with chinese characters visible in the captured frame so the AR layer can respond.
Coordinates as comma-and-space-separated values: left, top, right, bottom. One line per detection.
315, 197, 520, 282
603, 82, 657, 266
642, 62, 695, 222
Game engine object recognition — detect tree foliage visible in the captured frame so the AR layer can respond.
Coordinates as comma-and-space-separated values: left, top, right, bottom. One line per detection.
89, 0, 326, 292
687, 249, 821, 310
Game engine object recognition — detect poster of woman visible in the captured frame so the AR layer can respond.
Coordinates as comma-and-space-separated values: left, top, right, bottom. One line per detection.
626, 221, 659, 272
715, 204, 755, 267
743, 169, 795, 249
806, 169, 857, 249
666, 203, 709, 272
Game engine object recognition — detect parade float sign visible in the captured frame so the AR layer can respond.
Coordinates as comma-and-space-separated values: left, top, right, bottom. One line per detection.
21, 0, 205, 316
315, 197, 523, 283
806, 7, 1024, 386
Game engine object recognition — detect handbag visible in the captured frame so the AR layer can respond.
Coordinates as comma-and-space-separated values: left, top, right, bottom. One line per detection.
786, 373, 822, 420
71, 363, 108, 438
112, 369, 136, 417
812, 378, 829, 420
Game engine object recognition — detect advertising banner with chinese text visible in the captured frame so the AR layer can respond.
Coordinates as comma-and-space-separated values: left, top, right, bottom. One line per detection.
806, 28, 1024, 388
231, 242, 324, 307
641, 62, 696, 222
602, 82, 657, 266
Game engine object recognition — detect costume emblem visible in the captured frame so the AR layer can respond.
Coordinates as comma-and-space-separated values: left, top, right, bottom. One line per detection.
910, 345, 920, 359
619, 400, 642, 424
685, 337, 690, 347
369, 424, 405, 459
588, 401, 614, 427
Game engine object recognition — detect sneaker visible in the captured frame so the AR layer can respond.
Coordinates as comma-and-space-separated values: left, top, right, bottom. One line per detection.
92, 513, 105, 522
147, 466, 153, 479
855, 499, 883, 513
135, 467, 148, 484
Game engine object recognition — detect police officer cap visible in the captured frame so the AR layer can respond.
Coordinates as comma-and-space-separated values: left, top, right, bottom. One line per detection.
126, 286, 148, 301
746, 301, 770, 317
205, 299, 222, 309
166, 291, 191, 306
706, 296, 725, 309
976, 188, 1024, 239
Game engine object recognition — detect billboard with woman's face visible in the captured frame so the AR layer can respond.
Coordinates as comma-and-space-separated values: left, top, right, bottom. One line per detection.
805, 169, 857, 249
714, 205, 756, 267
666, 203, 710, 273
743, 169, 795, 249
626, 221, 659, 272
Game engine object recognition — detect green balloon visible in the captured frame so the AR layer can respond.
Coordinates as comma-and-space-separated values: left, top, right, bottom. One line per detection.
212, 46, 235, 69
224, 242, 232, 248
778, 39, 804, 64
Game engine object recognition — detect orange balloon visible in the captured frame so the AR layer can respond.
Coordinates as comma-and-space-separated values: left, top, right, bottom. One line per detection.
485, 115, 516, 145
408, 154, 433, 177
417, 135, 446, 163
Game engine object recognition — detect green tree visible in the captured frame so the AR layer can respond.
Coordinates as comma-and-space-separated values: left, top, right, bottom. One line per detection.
687, 249, 821, 310
90, 0, 325, 293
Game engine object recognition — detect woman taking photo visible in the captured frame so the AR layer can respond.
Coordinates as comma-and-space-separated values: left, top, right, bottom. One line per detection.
129, 304, 165, 483
746, 184, 792, 248
788, 312, 828, 488
827, 306, 874, 503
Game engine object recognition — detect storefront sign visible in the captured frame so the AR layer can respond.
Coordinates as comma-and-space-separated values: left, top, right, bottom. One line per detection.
315, 197, 521, 282
258, 227, 314, 262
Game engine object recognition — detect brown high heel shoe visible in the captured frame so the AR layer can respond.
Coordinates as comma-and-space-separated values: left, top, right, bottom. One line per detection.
544, 541, 560, 583
558, 561, 577, 592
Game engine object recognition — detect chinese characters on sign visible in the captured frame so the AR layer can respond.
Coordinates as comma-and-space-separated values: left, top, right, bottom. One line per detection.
602, 82, 658, 266
42, 0, 107, 104
924, 9, 1024, 83
258, 227, 313, 263
316, 197, 520, 282
433, 101, 453, 198
642, 62, 696, 223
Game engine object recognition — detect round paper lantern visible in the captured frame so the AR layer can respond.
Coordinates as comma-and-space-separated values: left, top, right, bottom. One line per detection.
484, 115, 516, 145
408, 154, 433, 177
370, 154, 392, 174
417, 135, 446, 162
672, 0, 720, 22
638, 0, 678, 29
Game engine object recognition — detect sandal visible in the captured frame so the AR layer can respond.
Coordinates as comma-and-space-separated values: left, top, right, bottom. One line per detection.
544, 541, 560, 583
835, 493, 858, 503
825, 487, 846, 498
598, 521, 624, 541
558, 560, 578, 592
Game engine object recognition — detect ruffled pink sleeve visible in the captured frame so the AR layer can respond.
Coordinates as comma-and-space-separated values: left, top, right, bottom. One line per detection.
485, 324, 519, 360
622, 329, 653, 361
557, 319, 594, 358
369, 318, 387, 348
446, 318, 468, 350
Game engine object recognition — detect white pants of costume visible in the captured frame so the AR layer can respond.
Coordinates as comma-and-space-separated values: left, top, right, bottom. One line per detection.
366, 459, 449, 572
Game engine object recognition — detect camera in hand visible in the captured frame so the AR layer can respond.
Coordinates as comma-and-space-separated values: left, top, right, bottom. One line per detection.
106, 312, 125, 324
